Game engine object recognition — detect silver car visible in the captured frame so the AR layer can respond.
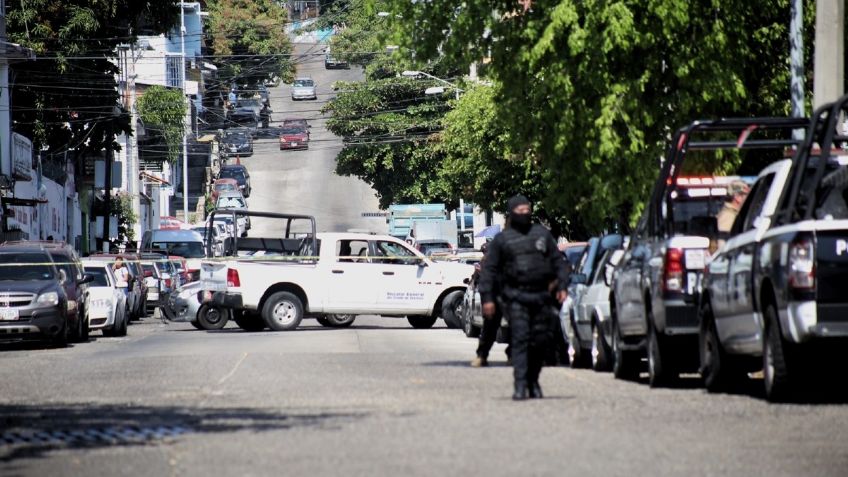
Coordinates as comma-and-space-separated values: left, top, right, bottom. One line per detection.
166, 281, 231, 330
291, 77, 317, 100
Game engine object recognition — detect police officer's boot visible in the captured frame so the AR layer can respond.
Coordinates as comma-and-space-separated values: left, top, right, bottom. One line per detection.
513, 381, 529, 400
529, 382, 543, 399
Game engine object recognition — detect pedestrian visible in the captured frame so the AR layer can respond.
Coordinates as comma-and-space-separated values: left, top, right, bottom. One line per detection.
260, 103, 271, 129
112, 256, 131, 299
716, 180, 751, 233
478, 195, 570, 400
470, 242, 510, 367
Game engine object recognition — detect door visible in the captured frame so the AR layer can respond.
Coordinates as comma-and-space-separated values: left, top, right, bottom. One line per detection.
616, 220, 649, 336
723, 174, 774, 346
325, 239, 378, 311
370, 239, 435, 314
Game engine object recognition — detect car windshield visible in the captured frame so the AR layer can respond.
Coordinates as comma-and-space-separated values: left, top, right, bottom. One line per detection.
217, 196, 246, 208
215, 183, 237, 192
150, 241, 205, 259
280, 128, 304, 135
294, 79, 314, 87
84, 267, 110, 287
237, 99, 260, 108
283, 120, 307, 128
225, 134, 247, 143
219, 169, 246, 181
671, 196, 727, 235
141, 264, 157, 276
0, 253, 56, 281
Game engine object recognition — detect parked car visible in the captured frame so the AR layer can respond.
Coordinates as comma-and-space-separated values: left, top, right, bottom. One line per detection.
561, 242, 588, 266
212, 178, 239, 203
86, 253, 146, 320
222, 129, 253, 157
234, 97, 262, 117
324, 48, 349, 69
81, 261, 128, 336
700, 102, 848, 401
560, 234, 623, 367
218, 164, 251, 198
610, 117, 807, 386
165, 281, 232, 330
580, 248, 625, 371
226, 110, 258, 130
138, 260, 162, 315
19, 241, 92, 342
140, 229, 206, 282
279, 127, 310, 150
291, 77, 317, 100
0, 243, 73, 347
281, 118, 310, 134
216, 191, 248, 210
459, 263, 510, 342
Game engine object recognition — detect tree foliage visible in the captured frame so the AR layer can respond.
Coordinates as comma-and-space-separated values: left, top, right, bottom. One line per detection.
206, 0, 294, 89
5, 1, 178, 157
136, 85, 187, 163
381, 0, 814, 234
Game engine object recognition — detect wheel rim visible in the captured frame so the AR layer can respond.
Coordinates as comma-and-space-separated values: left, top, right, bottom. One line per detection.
271, 301, 297, 326
329, 314, 353, 325
648, 333, 656, 377
205, 307, 223, 325
764, 328, 775, 393
591, 325, 600, 366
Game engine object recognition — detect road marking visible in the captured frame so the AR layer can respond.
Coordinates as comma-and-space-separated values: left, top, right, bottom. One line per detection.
218, 352, 248, 385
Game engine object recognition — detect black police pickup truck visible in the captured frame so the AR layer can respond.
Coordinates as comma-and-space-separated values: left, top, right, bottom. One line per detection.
610, 117, 808, 386
700, 97, 848, 401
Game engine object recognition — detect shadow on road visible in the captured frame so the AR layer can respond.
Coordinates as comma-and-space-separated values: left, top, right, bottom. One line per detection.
421, 360, 512, 368
0, 403, 368, 463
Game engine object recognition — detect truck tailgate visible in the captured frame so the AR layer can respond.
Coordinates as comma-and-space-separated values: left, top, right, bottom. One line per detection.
200, 260, 228, 292
815, 231, 848, 322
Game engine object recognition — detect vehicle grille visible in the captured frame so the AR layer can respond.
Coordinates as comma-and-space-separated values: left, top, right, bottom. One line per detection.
0, 292, 36, 308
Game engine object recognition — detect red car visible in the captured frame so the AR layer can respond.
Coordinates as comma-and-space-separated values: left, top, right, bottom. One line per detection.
211, 178, 239, 202
279, 127, 309, 150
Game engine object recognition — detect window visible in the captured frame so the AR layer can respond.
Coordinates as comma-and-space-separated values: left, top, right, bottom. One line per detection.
336, 240, 369, 263
217, 197, 246, 208
166, 55, 182, 88
740, 175, 775, 232
84, 267, 110, 287
0, 253, 55, 281
372, 240, 418, 265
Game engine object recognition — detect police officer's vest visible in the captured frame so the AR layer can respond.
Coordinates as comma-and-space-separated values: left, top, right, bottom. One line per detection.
499, 225, 555, 290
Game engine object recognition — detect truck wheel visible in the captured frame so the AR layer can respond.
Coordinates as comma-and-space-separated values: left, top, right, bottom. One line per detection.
612, 319, 640, 381
591, 318, 612, 372
407, 316, 437, 329
648, 313, 674, 388
190, 320, 203, 330
700, 302, 743, 392
198, 305, 230, 330
463, 308, 480, 338
50, 322, 69, 348
262, 292, 304, 331
317, 314, 356, 328
764, 305, 795, 402
234, 312, 266, 331
440, 291, 464, 329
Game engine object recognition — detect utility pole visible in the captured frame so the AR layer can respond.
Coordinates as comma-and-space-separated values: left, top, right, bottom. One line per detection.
103, 122, 113, 252
180, 2, 190, 223
0, 0, 10, 179
814, 0, 845, 108
790, 0, 805, 120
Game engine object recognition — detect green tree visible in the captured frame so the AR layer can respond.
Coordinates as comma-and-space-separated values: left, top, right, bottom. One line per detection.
5, 1, 178, 159
136, 85, 187, 163
384, 0, 813, 234
206, 0, 294, 90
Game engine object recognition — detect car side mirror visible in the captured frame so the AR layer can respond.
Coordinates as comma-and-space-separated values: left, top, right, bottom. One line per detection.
78, 273, 94, 285
570, 273, 587, 285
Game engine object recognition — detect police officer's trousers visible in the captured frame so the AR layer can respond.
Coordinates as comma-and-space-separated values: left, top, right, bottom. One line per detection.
506, 300, 553, 386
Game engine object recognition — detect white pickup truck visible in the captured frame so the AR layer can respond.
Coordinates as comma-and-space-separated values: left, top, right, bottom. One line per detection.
200, 211, 473, 331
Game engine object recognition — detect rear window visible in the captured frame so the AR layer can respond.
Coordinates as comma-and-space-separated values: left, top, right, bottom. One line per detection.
150, 241, 205, 259
0, 253, 56, 281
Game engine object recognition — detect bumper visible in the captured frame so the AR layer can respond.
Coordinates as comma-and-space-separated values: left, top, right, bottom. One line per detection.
658, 301, 699, 336
291, 94, 317, 100
279, 142, 308, 150
0, 307, 66, 339
781, 301, 848, 343
208, 292, 244, 310
87, 307, 115, 329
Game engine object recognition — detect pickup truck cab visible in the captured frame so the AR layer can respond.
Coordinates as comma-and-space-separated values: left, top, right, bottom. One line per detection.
610, 117, 809, 386
201, 211, 472, 331
700, 99, 848, 401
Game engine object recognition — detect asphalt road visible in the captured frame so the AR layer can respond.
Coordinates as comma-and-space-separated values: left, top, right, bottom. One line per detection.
2, 42, 848, 477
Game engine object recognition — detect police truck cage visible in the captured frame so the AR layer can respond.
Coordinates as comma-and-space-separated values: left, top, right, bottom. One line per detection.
651, 117, 809, 240
205, 209, 318, 261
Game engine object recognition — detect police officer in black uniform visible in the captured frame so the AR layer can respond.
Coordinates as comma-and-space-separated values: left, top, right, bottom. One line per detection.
470, 242, 510, 367
478, 195, 570, 400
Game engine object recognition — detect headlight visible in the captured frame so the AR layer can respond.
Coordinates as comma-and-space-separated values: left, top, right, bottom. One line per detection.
37, 291, 60, 306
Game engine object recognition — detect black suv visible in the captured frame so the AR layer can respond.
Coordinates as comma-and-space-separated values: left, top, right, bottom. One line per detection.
218, 164, 251, 198
0, 243, 76, 346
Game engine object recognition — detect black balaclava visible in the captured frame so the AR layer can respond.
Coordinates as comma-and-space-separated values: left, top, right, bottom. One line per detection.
507, 194, 532, 233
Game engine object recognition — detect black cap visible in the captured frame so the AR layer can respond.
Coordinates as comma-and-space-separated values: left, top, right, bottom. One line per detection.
507, 194, 531, 213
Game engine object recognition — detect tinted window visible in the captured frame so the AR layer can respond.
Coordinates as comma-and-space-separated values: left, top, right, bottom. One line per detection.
294, 79, 314, 87
84, 267, 110, 287
217, 196, 246, 208
49, 252, 80, 282
150, 241, 205, 258
0, 253, 56, 281
372, 240, 417, 265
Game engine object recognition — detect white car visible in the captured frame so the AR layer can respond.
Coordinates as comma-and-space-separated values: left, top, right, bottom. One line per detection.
201, 221, 473, 331
291, 77, 317, 100
82, 262, 128, 336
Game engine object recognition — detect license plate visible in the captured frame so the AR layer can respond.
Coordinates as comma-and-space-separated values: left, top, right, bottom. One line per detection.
291, 142, 298, 146
0, 308, 19, 321
685, 249, 706, 270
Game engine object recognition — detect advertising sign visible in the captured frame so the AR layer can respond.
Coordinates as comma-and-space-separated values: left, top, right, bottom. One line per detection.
11, 133, 33, 182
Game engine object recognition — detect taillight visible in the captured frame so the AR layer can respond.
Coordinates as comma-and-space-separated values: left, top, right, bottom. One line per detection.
227, 268, 241, 287
789, 238, 815, 289
663, 248, 684, 292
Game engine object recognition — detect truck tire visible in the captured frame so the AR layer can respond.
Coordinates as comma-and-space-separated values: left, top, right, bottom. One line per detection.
566, 316, 589, 368
764, 305, 795, 402
612, 319, 640, 381
317, 314, 356, 328
262, 292, 304, 331
647, 318, 673, 387
197, 305, 230, 330
463, 308, 480, 338
190, 320, 203, 330
114, 307, 128, 337
591, 318, 612, 372
408, 316, 437, 329
234, 312, 266, 331
700, 301, 744, 392
441, 291, 464, 329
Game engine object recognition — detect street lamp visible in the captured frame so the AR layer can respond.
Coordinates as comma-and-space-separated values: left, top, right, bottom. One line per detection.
401, 70, 462, 100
